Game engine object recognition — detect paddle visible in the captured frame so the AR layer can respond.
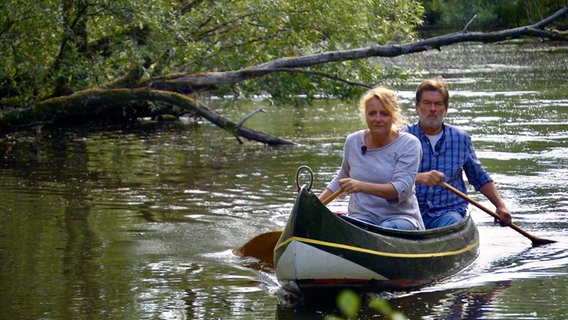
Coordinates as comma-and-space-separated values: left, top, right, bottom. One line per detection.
234, 188, 344, 264
440, 181, 556, 246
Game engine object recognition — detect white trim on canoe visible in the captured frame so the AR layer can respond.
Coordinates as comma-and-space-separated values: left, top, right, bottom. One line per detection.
275, 240, 388, 280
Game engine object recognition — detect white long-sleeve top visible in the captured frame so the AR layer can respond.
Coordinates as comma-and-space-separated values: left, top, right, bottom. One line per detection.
327, 130, 425, 230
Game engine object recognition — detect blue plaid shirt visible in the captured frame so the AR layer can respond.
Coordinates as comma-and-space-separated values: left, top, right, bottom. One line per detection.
402, 123, 493, 218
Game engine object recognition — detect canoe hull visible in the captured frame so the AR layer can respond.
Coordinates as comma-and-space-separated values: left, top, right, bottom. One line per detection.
274, 187, 480, 295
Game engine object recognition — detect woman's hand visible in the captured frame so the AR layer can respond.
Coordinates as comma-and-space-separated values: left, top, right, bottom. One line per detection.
339, 178, 399, 200
338, 178, 361, 194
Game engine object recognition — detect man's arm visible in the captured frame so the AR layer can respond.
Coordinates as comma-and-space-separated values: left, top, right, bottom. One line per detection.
417, 171, 513, 226
479, 181, 512, 226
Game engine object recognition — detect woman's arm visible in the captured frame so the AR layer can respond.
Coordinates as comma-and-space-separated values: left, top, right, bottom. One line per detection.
338, 178, 398, 200
318, 188, 335, 201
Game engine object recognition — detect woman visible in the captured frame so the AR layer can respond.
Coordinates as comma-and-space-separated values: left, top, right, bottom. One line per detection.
319, 87, 425, 230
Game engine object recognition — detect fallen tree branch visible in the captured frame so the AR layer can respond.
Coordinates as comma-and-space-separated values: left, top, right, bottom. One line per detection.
151, 6, 568, 89
1, 88, 295, 145
2, 6, 567, 145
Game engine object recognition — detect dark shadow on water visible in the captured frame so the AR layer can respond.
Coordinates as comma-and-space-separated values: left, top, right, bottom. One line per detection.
275, 281, 512, 319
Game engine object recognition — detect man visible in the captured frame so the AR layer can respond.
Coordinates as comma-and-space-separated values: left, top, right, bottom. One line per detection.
402, 78, 512, 229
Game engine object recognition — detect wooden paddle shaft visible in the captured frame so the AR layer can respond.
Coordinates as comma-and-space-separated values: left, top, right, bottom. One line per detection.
440, 182, 503, 221
440, 181, 555, 245
321, 188, 344, 205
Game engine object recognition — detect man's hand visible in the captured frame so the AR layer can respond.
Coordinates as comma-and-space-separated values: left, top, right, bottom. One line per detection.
478, 181, 513, 227
416, 170, 445, 187
495, 206, 512, 226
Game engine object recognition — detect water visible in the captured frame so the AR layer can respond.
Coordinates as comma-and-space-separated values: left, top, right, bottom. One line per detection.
0, 41, 567, 319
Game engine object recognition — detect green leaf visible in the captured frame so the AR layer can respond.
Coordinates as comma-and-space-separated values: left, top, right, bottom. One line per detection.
336, 289, 361, 319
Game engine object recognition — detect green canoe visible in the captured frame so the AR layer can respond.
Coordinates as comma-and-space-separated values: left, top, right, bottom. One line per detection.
274, 186, 480, 296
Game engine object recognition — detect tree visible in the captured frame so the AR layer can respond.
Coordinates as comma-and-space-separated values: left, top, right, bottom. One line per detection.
1, 1, 567, 145
1, 0, 424, 105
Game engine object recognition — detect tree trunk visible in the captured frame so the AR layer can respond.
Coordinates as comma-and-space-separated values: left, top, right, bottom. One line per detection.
0, 88, 295, 146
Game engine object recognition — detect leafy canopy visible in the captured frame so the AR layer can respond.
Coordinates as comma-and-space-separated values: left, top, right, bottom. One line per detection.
0, 0, 424, 107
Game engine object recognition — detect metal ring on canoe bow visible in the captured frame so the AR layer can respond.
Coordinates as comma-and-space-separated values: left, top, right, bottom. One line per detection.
295, 165, 314, 191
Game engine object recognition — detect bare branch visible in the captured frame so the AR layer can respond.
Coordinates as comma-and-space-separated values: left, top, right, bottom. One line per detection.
462, 14, 478, 33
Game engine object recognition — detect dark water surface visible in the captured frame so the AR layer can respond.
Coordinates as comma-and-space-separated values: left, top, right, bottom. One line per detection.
1, 41, 567, 319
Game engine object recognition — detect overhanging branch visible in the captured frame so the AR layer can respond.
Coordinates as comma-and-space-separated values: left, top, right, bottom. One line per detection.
151, 6, 568, 89
1, 88, 295, 145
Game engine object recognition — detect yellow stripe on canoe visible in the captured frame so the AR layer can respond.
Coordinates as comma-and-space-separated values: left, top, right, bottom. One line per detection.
275, 236, 479, 259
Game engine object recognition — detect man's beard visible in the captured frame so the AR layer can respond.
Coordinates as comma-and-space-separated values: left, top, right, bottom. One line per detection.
419, 114, 444, 129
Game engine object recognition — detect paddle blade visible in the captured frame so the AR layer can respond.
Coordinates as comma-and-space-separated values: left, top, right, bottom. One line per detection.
236, 188, 343, 265
234, 230, 282, 265
504, 222, 556, 247
531, 237, 557, 247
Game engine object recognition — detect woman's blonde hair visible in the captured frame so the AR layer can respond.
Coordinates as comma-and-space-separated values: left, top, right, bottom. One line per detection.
358, 87, 406, 129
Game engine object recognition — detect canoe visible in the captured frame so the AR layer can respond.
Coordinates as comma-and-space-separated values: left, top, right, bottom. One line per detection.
274, 186, 480, 296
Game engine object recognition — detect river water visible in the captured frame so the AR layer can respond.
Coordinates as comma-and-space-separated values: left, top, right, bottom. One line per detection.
0, 41, 567, 319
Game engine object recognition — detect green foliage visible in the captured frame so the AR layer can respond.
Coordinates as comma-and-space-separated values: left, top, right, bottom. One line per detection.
0, 0, 424, 108
368, 297, 408, 320
328, 289, 408, 320
335, 289, 361, 319
421, 0, 568, 30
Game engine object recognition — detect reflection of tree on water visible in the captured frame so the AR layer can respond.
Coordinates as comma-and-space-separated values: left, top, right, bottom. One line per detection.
393, 281, 512, 320
274, 281, 512, 319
